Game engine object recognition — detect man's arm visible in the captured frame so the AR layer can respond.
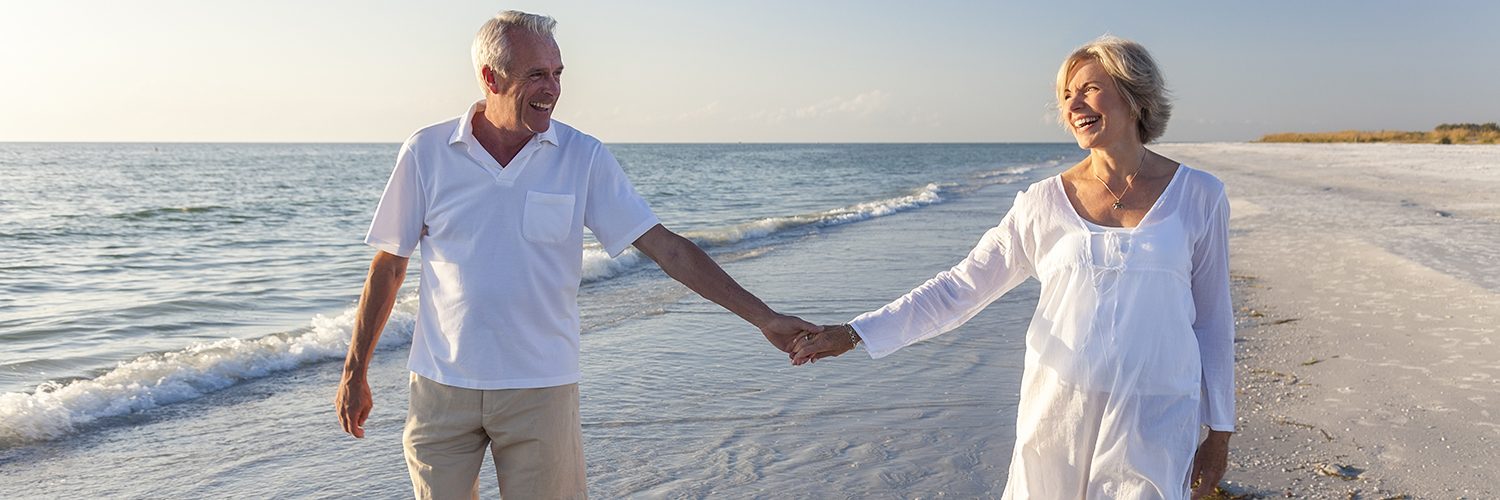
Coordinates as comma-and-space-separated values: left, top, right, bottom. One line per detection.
335, 250, 409, 438
631, 224, 820, 352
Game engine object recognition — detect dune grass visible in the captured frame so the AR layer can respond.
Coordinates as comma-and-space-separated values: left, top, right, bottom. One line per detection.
1258, 123, 1499, 144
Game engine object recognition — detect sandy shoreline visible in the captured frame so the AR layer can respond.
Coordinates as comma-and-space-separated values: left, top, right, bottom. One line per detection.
1153, 143, 1500, 499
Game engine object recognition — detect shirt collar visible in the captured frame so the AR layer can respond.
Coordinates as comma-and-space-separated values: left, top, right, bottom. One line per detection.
450, 99, 559, 149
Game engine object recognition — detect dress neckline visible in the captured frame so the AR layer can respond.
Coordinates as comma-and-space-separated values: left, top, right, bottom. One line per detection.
1081, 218, 1133, 232
1058, 164, 1186, 231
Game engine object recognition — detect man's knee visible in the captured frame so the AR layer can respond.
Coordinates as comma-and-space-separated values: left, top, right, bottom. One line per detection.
486, 384, 586, 499
405, 373, 490, 499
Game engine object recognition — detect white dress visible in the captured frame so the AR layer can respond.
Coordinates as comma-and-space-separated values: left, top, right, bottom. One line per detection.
850, 166, 1235, 500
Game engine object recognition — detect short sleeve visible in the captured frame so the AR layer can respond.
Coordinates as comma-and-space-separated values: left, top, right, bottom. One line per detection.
1191, 187, 1235, 432
583, 145, 660, 257
365, 141, 426, 258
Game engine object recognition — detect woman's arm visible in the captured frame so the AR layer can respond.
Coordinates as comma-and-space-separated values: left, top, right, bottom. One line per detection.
1191, 190, 1235, 431
793, 194, 1035, 363
1188, 188, 1235, 497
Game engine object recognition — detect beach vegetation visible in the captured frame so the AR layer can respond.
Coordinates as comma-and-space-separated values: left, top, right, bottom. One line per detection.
1249, 368, 1299, 385
1257, 123, 1500, 145
1199, 485, 1258, 499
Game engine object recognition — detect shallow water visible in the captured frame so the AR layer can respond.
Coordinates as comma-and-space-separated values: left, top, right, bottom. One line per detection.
0, 142, 1082, 497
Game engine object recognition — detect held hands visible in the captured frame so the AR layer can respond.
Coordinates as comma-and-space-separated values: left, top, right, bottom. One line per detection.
790, 324, 859, 365
758, 314, 824, 354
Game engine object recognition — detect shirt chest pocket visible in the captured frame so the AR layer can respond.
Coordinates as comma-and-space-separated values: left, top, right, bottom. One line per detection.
522, 191, 575, 244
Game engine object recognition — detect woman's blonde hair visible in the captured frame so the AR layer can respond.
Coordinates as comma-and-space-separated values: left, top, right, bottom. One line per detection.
1056, 35, 1172, 144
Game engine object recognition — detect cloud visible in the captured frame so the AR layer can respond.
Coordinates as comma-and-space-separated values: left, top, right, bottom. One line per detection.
756, 91, 892, 123
673, 101, 719, 121
568, 101, 718, 125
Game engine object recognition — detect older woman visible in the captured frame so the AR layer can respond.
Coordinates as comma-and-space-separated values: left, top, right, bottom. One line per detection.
793, 36, 1234, 499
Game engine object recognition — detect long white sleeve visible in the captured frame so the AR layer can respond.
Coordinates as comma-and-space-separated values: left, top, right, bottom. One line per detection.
851, 199, 1034, 359
1191, 191, 1235, 432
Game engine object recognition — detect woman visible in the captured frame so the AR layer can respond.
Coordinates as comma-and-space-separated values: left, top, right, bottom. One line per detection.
792, 36, 1233, 499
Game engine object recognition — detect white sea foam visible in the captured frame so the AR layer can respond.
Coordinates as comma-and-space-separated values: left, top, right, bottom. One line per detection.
976, 164, 1043, 179
578, 182, 951, 282
0, 294, 419, 444
581, 246, 647, 283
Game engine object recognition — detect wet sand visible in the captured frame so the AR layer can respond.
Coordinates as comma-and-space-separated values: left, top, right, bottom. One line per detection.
1154, 143, 1500, 499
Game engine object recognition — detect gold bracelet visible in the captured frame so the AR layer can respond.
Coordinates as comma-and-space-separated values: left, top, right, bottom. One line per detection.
842, 323, 861, 346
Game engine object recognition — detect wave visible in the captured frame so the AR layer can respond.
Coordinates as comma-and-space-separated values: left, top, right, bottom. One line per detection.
580, 163, 1044, 283
110, 206, 229, 221
0, 294, 420, 445
578, 182, 943, 282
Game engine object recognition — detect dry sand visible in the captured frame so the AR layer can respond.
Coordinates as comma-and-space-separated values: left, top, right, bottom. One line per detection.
1152, 143, 1500, 500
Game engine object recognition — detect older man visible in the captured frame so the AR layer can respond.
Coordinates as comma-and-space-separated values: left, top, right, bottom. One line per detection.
335, 10, 818, 499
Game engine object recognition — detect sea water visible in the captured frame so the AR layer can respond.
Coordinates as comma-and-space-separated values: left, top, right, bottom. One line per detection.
0, 142, 1084, 498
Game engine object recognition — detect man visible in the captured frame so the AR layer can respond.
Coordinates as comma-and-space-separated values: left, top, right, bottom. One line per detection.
334, 11, 819, 499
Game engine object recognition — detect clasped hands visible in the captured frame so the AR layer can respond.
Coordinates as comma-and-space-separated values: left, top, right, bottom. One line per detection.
760, 315, 858, 366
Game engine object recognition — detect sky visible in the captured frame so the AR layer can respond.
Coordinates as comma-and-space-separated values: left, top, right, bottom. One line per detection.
2, 0, 1496, 143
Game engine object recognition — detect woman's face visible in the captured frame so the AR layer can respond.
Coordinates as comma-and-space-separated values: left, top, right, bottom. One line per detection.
1062, 60, 1139, 150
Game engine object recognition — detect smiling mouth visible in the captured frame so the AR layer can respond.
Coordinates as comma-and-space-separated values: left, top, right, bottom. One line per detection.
530, 101, 553, 112
1073, 116, 1099, 129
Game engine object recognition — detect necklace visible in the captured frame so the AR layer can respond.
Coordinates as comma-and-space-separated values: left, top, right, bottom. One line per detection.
1091, 150, 1146, 210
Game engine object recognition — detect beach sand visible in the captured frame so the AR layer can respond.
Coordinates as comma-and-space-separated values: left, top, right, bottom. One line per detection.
1153, 143, 1500, 499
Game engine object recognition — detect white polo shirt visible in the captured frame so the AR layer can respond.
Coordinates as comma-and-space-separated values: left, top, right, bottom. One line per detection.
366, 100, 659, 390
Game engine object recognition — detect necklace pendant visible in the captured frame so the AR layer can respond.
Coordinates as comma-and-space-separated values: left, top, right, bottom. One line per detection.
1112, 201, 1123, 209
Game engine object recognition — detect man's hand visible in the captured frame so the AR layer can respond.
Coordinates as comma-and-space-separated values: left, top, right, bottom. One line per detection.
336, 373, 373, 438
335, 250, 407, 439
758, 314, 823, 353
790, 325, 858, 365
1189, 430, 1232, 499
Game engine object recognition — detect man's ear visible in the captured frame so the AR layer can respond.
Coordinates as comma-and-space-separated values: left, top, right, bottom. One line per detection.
483, 67, 499, 94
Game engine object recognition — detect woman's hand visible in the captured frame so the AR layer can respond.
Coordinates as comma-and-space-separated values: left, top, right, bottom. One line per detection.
790, 324, 858, 365
1189, 430, 1232, 499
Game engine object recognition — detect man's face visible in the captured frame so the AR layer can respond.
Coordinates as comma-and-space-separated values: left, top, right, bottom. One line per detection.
486, 31, 563, 135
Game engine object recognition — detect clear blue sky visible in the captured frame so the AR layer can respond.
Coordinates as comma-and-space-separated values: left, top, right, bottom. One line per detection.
2, 0, 1495, 143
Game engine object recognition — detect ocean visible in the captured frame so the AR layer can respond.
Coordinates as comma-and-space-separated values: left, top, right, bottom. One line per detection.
0, 142, 1085, 498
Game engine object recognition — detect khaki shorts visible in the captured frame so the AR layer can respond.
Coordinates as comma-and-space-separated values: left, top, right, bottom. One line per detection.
403, 373, 586, 500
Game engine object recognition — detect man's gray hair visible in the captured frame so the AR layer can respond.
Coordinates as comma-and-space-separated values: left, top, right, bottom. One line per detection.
472, 10, 557, 92
1055, 35, 1173, 144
